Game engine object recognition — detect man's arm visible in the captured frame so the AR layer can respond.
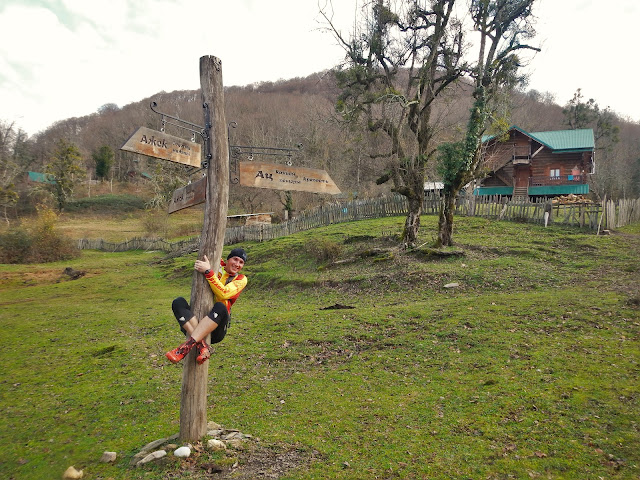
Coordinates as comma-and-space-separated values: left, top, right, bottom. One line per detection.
204, 272, 247, 300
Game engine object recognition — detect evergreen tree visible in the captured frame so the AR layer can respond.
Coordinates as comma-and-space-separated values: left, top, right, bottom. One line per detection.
93, 145, 114, 180
563, 88, 619, 152
45, 139, 85, 211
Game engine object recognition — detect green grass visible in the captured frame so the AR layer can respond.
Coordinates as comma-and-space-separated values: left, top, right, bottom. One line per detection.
65, 194, 147, 213
0, 216, 638, 479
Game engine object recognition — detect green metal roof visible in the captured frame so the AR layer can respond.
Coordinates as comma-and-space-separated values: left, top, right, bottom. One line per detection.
528, 184, 589, 195
483, 126, 595, 152
474, 186, 514, 196
528, 129, 594, 152
27, 171, 56, 184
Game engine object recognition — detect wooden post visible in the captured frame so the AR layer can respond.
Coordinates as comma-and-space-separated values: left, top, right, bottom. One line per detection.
597, 195, 606, 235
179, 55, 229, 441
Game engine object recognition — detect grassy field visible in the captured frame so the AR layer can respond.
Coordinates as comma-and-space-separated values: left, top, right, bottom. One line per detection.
0, 214, 639, 479
2, 191, 205, 242
53, 203, 205, 242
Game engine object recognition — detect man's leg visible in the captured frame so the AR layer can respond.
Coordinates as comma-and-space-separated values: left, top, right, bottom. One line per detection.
183, 318, 197, 335
172, 297, 197, 335
189, 303, 229, 342
166, 303, 229, 364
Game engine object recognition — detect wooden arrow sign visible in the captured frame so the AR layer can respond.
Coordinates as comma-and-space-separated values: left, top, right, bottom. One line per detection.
168, 176, 207, 214
239, 161, 341, 195
120, 126, 202, 168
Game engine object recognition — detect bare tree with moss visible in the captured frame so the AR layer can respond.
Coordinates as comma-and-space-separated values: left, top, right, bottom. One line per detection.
278, 190, 294, 220
436, 0, 539, 247
323, 0, 465, 247
45, 138, 86, 211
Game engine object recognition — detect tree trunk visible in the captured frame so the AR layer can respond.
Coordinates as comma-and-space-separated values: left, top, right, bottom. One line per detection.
403, 194, 422, 248
179, 55, 229, 442
437, 191, 456, 247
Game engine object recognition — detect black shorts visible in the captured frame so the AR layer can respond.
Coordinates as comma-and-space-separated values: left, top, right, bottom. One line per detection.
172, 297, 230, 344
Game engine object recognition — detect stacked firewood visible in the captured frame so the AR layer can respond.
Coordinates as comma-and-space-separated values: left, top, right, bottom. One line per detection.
552, 194, 593, 204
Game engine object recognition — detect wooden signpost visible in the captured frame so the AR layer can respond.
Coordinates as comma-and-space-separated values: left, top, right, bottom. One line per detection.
168, 176, 207, 214
120, 55, 341, 443
175, 55, 230, 441
239, 161, 341, 195
120, 56, 229, 442
121, 126, 202, 167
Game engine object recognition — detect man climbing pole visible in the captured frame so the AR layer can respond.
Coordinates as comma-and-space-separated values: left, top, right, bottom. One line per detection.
166, 248, 248, 364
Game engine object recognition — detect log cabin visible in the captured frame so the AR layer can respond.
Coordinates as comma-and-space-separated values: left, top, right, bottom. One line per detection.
475, 126, 595, 199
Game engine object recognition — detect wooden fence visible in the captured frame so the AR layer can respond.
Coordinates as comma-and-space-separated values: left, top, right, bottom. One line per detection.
76, 236, 198, 253
78, 194, 640, 253
464, 195, 605, 229
604, 197, 640, 229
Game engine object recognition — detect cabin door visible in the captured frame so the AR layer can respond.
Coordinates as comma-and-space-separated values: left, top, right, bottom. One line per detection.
514, 166, 530, 188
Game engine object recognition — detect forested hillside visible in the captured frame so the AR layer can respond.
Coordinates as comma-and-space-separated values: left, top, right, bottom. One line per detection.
1, 71, 639, 221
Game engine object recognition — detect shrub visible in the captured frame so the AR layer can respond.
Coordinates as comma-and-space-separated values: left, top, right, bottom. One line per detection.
0, 229, 32, 263
0, 205, 79, 264
171, 221, 203, 238
307, 237, 342, 263
142, 209, 169, 238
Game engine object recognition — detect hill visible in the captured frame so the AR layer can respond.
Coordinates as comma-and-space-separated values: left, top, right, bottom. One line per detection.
4, 69, 637, 222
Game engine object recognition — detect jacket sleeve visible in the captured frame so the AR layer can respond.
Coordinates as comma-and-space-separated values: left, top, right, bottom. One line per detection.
204, 271, 247, 300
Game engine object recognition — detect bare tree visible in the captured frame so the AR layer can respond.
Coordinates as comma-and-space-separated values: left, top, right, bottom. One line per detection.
615, 122, 640, 199
436, 0, 539, 246
0, 121, 26, 222
561, 89, 624, 200
323, 0, 465, 247
237, 186, 269, 214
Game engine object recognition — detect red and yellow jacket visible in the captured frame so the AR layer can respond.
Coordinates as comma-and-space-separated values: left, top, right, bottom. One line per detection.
204, 261, 247, 313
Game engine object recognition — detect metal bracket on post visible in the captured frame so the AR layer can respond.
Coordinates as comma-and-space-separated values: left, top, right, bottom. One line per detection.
201, 103, 212, 169
227, 121, 303, 184
149, 101, 210, 169
147, 103, 303, 181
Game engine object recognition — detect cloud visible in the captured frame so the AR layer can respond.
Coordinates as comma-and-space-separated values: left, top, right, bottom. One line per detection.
0, 0, 354, 134
525, 0, 640, 117
1, 0, 638, 136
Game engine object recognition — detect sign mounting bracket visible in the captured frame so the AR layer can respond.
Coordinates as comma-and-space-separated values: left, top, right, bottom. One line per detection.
150, 101, 212, 168
227, 121, 303, 184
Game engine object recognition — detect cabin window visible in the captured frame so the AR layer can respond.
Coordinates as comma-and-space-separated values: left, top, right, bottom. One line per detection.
550, 168, 560, 179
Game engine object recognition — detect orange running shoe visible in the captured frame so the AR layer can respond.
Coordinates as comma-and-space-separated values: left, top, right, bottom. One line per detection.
166, 338, 197, 363
196, 340, 210, 365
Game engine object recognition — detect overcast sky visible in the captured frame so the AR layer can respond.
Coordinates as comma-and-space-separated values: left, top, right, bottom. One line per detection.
1, 0, 638, 137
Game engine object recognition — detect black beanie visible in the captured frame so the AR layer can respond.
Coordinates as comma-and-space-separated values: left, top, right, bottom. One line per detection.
227, 248, 247, 263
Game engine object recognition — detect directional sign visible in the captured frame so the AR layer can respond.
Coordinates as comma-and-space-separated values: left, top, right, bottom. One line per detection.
120, 126, 202, 167
168, 176, 207, 214
239, 161, 341, 195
